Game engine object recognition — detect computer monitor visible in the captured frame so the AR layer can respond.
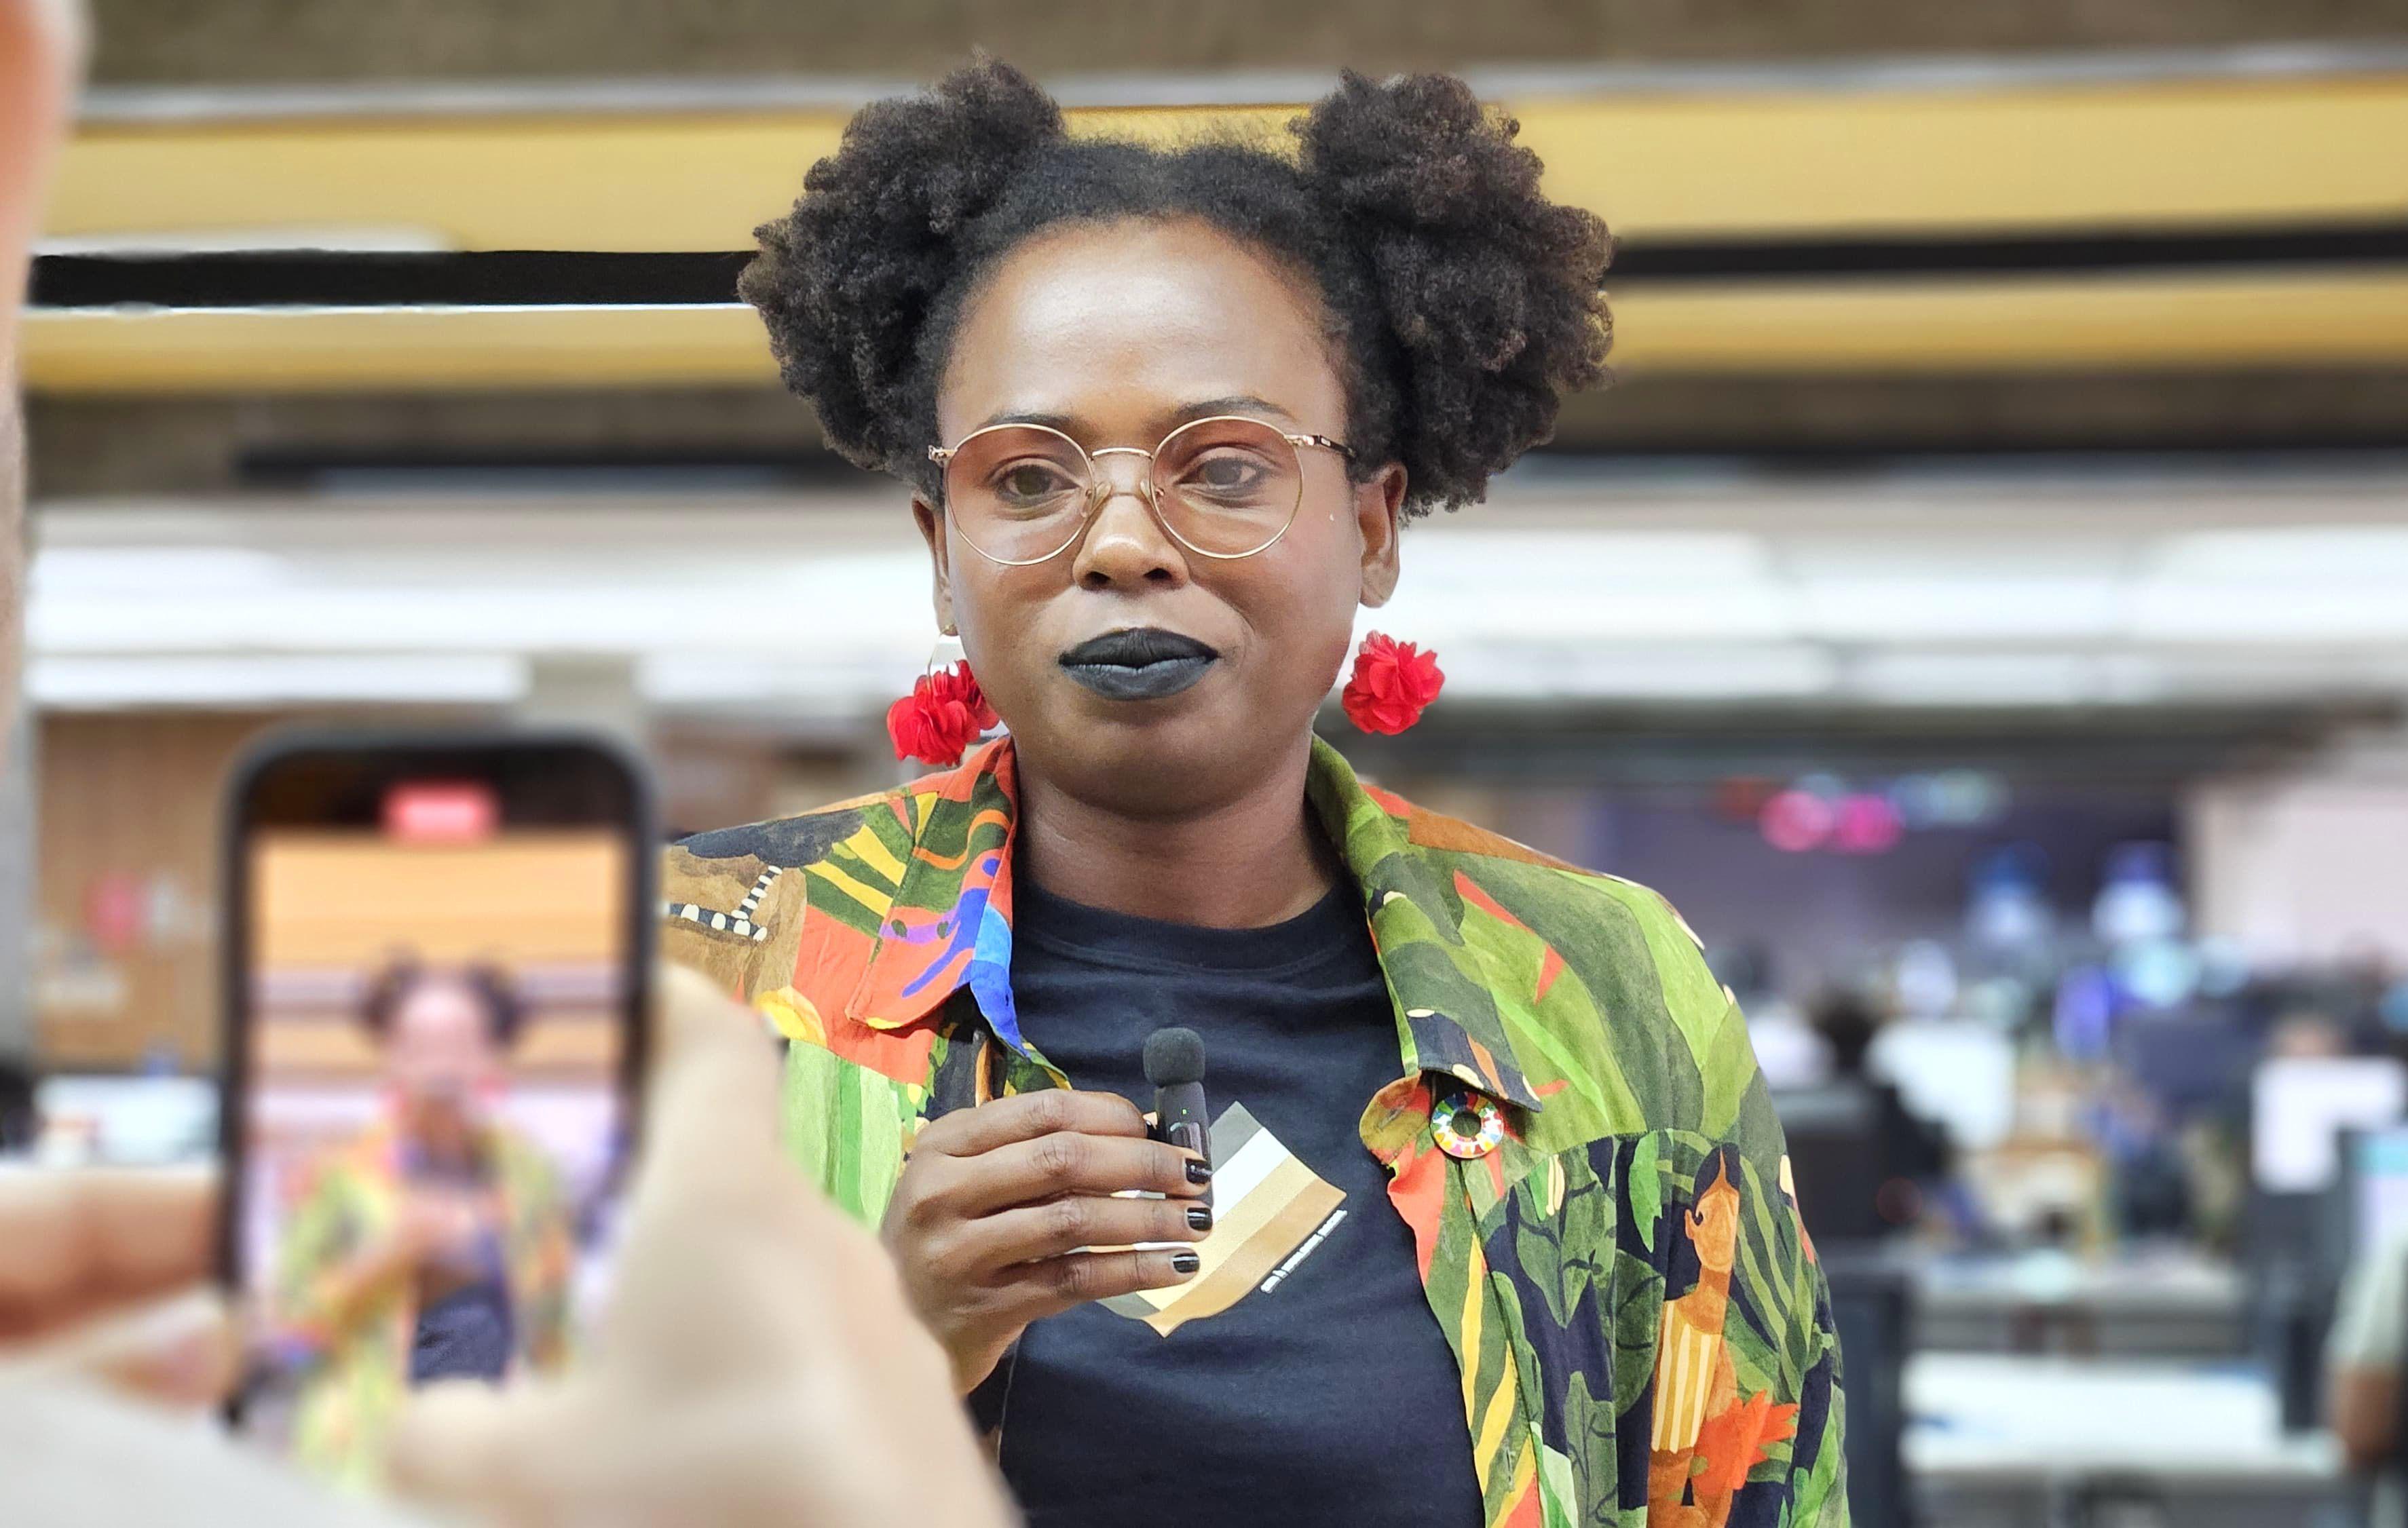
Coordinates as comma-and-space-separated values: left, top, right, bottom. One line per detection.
2116, 1009, 2255, 1120
2252, 1055, 2408, 1195
1868, 1018, 2015, 1152
32, 1073, 218, 1165
1771, 1083, 1886, 1245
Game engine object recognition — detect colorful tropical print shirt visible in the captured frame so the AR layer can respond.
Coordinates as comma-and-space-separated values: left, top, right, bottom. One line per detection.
269, 1116, 575, 1493
660, 736, 1848, 1528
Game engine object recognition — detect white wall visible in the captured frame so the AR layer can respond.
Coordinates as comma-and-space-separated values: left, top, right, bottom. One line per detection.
2187, 731, 2408, 966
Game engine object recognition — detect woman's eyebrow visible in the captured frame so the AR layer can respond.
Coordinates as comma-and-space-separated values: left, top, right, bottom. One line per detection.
1171, 394, 1300, 427
967, 395, 1303, 436
971, 405, 1074, 432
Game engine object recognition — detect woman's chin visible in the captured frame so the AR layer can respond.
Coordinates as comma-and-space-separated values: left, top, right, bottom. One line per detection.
1029, 689, 1311, 807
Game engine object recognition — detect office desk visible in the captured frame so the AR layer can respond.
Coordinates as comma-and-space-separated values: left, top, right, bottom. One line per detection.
1912, 1249, 2247, 1358
1908, 1353, 2346, 1527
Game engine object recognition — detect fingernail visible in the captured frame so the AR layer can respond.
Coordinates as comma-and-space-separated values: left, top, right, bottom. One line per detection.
1184, 1159, 1213, 1185
1186, 1205, 1214, 1231
1171, 1250, 1201, 1274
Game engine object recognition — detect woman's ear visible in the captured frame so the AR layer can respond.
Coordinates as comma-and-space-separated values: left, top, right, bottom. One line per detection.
911, 495, 958, 634
1355, 464, 1408, 609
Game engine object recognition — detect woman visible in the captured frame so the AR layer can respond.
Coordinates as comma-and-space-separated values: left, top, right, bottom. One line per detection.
664, 60, 1845, 1528
269, 959, 573, 1491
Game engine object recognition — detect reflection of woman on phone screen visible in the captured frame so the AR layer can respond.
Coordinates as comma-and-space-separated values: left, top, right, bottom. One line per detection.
269, 959, 572, 1490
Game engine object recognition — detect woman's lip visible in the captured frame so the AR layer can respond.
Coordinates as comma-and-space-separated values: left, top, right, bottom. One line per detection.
1055, 628, 1220, 701
1059, 653, 1217, 702
1057, 628, 1219, 667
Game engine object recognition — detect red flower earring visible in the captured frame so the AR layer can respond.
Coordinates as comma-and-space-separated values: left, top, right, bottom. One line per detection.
1341, 632, 1444, 735
887, 657, 997, 767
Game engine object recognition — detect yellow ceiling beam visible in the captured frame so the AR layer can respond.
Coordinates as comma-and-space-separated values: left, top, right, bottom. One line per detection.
1628, 270, 2408, 370
26, 271, 2408, 394
1514, 77, 2408, 237
41, 73, 2408, 252
22, 304, 770, 392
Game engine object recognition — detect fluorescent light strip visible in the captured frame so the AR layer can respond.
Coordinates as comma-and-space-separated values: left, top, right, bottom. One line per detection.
29, 655, 527, 708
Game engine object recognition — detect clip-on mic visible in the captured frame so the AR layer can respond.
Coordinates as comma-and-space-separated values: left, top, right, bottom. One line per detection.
1144, 1026, 1209, 1207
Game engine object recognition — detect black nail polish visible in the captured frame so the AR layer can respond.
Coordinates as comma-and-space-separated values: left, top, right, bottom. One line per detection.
1184, 1158, 1213, 1185
1186, 1205, 1214, 1231
1171, 1250, 1201, 1274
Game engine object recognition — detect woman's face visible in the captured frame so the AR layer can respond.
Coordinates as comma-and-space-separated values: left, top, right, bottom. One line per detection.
385, 978, 500, 1132
1688, 1163, 1742, 1277
917, 216, 1406, 814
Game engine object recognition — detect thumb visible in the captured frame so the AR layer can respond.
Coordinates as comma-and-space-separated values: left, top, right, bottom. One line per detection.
387, 1377, 561, 1514
642, 965, 785, 1181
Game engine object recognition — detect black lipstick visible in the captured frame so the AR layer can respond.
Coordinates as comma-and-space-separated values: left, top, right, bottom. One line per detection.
1058, 628, 1220, 702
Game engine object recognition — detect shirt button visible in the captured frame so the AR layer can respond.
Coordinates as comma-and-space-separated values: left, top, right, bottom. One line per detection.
1431, 1090, 1505, 1159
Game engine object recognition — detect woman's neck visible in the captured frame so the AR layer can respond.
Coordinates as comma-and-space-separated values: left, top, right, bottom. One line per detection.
1015, 744, 1340, 928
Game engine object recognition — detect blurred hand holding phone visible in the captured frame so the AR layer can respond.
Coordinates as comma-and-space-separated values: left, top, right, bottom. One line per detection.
4, 970, 1009, 1527
9, 729, 1006, 1525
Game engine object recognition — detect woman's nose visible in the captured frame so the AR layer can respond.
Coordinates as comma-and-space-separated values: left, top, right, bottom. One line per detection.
1070, 468, 1190, 590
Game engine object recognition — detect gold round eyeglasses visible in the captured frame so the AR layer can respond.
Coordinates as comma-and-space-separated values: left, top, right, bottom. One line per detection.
927, 415, 1355, 567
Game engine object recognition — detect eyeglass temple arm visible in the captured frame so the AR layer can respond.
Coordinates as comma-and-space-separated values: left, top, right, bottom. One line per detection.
1286, 433, 1354, 461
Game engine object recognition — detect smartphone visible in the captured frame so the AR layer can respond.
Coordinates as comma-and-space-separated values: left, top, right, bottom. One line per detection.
217, 731, 653, 1485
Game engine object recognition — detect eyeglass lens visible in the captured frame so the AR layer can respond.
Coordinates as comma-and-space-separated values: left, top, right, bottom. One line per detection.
941, 417, 1304, 562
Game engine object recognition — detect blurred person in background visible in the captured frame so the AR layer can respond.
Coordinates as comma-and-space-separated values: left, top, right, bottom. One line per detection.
2089, 1075, 2191, 1242
2327, 1231, 2408, 1528
664, 58, 1844, 1528
1803, 988, 1953, 1242
2269, 1008, 2352, 1060
267, 959, 573, 1490
3, 8, 1007, 1523
1813, 988, 1951, 1195
1716, 943, 1827, 1090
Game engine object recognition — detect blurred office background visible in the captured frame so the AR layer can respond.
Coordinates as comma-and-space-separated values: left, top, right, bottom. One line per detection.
13, 3, 2408, 1524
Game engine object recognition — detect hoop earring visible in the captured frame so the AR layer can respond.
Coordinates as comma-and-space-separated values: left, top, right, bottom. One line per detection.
887, 631, 997, 767
1341, 632, 1444, 735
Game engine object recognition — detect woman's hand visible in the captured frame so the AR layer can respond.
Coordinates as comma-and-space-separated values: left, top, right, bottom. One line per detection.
881, 1090, 1211, 1394
394, 1186, 502, 1300
307, 1186, 485, 1329
393, 1188, 485, 1263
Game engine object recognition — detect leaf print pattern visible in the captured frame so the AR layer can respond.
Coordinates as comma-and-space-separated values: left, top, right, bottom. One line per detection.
662, 736, 1848, 1527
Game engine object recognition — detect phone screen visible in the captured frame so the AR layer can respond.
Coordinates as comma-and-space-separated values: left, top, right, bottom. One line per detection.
217, 736, 650, 1491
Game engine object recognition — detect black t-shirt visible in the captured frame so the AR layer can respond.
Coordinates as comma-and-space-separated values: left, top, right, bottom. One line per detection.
994, 878, 1486, 1528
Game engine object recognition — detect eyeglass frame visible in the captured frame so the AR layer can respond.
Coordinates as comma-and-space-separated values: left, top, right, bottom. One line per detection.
926, 414, 1357, 567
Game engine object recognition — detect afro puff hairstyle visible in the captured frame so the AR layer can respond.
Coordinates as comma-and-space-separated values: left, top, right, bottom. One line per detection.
740, 58, 1613, 517
358, 955, 527, 1051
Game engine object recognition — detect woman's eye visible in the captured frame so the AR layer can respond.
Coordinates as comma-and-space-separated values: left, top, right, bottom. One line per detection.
994, 463, 1075, 502
1186, 453, 1270, 497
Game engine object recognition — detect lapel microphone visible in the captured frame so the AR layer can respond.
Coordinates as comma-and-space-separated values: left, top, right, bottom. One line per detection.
1144, 1026, 1210, 1207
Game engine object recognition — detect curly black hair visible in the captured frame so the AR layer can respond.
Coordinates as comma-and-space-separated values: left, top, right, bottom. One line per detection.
740, 58, 1613, 516
359, 955, 527, 1051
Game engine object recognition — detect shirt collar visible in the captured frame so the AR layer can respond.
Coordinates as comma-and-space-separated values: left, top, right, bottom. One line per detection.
1301, 738, 1546, 1114
843, 735, 1022, 1043
839, 733, 1544, 1114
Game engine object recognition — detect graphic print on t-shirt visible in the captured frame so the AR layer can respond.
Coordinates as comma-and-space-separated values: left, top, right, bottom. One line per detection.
1099, 1102, 1344, 1335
